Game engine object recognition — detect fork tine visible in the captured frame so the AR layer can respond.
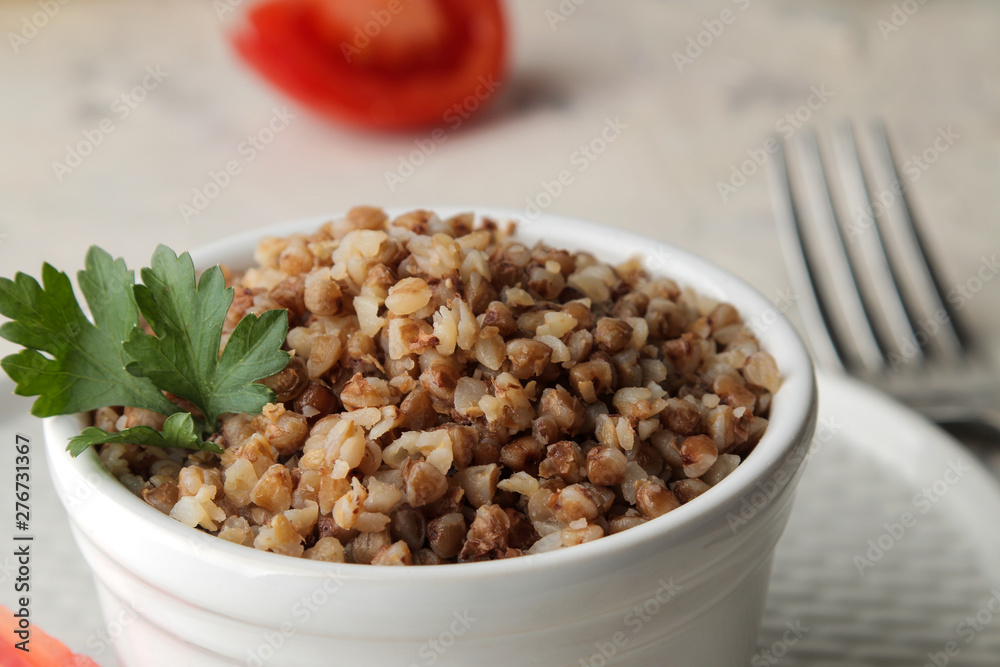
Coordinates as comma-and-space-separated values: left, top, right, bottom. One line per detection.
768, 138, 846, 372
790, 130, 886, 373
866, 121, 972, 360
829, 122, 925, 367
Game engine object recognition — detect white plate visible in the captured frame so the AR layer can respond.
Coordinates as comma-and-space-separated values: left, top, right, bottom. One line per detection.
760, 372, 1000, 666
3, 373, 1000, 665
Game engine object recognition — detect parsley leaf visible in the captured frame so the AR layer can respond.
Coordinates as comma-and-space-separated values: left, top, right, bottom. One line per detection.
0, 247, 179, 419
123, 245, 290, 430
67, 412, 222, 457
1, 243, 291, 458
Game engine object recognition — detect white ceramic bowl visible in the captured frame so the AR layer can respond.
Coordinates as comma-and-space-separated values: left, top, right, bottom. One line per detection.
45, 209, 817, 667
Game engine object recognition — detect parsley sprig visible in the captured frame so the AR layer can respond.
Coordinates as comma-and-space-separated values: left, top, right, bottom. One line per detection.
0, 245, 289, 456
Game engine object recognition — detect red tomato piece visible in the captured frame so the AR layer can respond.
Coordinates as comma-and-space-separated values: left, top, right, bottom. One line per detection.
1, 607, 102, 667
0, 641, 35, 667
232, 0, 508, 130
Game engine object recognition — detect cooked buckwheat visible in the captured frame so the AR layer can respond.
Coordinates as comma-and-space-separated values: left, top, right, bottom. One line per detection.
99, 207, 779, 564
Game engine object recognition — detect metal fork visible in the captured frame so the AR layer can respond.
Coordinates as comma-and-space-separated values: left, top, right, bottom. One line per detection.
768, 121, 1000, 437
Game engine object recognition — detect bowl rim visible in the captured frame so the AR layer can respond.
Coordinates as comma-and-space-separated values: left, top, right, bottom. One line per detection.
45, 206, 817, 583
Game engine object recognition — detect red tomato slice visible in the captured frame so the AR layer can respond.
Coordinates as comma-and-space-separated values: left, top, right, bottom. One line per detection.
0, 641, 35, 667
1, 607, 102, 667
232, 0, 507, 130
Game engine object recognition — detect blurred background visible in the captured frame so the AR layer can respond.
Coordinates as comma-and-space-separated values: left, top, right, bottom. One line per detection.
1, 0, 997, 348
1, 0, 999, 664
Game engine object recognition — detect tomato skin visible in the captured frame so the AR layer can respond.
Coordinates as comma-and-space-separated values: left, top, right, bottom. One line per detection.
0, 641, 35, 667
1, 606, 102, 667
233, 0, 508, 130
